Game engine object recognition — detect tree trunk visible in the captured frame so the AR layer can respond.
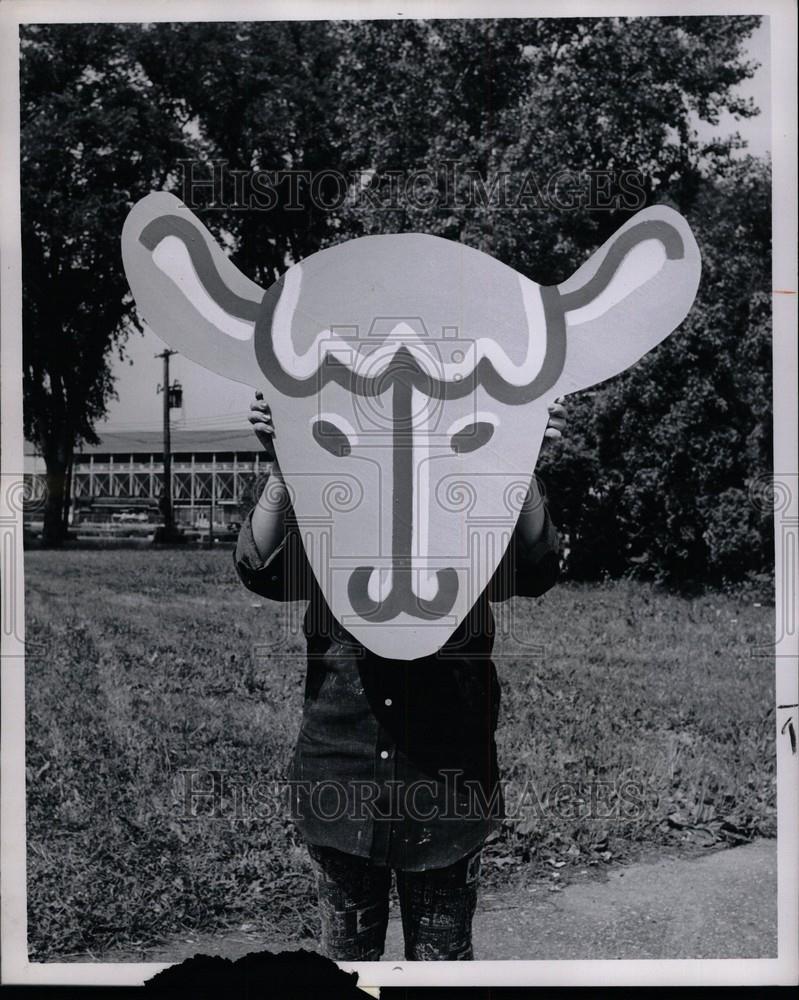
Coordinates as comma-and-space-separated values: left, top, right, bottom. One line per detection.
41, 433, 72, 547
62, 456, 73, 530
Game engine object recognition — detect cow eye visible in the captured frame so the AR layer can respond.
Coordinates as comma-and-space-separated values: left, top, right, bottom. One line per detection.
312, 419, 352, 457
450, 421, 494, 454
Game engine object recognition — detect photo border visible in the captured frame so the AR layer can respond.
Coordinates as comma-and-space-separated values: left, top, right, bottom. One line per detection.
1, 0, 796, 989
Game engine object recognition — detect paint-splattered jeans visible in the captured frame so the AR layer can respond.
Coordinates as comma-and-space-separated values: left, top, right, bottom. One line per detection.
307, 843, 482, 961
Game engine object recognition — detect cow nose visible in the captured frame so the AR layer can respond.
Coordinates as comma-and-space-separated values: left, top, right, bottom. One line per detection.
348, 565, 458, 622
349, 365, 461, 623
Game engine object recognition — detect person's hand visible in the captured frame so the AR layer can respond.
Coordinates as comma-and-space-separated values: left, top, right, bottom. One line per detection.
249, 390, 277, 461
544, 397, 567, 441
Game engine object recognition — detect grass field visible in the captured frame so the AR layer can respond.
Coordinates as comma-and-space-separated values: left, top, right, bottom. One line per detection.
23, 548, 776, 960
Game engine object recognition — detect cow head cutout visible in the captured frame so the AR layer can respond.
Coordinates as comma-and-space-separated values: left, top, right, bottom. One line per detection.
122, 193, 701, 659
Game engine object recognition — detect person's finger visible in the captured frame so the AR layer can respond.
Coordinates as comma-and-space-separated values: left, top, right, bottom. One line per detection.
249, 419, 274, 435
249, 412, 274, 428
250, 399, 270, 414
255, 390, 264, 400
547, 402, 567, 417
547, 416, 566, 431
544, 427, 562, 439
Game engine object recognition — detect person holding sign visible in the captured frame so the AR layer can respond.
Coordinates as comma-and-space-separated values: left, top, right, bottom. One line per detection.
234, 392, 567, 961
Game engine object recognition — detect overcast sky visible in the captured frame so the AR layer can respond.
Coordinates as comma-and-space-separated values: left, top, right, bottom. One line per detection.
100, 17, 772, 438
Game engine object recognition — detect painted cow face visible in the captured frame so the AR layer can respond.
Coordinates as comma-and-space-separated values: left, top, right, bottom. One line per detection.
122, 193, 700, 659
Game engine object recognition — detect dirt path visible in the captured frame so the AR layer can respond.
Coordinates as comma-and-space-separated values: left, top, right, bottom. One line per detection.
62, 839, 777, 964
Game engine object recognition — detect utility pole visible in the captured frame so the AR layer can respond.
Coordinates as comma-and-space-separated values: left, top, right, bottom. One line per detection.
156, 349, 177, 540
209, 466, 216, 548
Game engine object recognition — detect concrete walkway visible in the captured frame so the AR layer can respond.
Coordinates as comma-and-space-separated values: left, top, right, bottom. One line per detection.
64, 839, 777, 964
430, 839, 777, 960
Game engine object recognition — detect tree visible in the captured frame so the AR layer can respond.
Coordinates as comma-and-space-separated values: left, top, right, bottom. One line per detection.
22, 23, 349, 546
20, 24, 192, 544
21, 16, 768, 580
328, 16, 761, 260
129, 21, 346, 283
325, 16, 769, 587
539, 156, 772, 589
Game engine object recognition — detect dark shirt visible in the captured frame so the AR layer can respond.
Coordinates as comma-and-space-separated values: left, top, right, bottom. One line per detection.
234, 492, 560, 871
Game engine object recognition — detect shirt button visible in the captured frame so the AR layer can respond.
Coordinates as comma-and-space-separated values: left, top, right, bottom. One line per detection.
380, 750, 389, 760
384, 698, 393, 707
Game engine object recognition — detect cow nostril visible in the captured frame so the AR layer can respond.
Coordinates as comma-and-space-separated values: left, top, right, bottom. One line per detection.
348, 566, 383, 620
348, 565, 458, 622
367, 567, 393, 603
414, 567, 459, 619
415, 571, 441, 602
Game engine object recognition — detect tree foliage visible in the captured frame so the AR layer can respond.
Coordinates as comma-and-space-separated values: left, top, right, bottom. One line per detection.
329, 17, 761, 265
20, 24, 192, 542
20, 16, 771, 584
538, 156, 772, 590
129, 21, 346, 283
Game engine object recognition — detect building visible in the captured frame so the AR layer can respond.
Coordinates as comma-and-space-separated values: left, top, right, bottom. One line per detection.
24, 429, 271, 527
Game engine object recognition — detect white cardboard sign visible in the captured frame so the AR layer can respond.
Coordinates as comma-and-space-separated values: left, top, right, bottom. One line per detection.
122, 193, 701, 659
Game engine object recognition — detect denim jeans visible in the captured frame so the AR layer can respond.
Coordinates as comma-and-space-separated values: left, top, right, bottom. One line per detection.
307, 843, 482, 961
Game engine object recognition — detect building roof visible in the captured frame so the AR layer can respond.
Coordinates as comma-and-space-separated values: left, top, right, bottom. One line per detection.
25, 428, 260, 457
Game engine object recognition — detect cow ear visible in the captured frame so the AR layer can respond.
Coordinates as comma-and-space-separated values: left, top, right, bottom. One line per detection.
121, 192, 264, 385
553, 205, 701, 395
